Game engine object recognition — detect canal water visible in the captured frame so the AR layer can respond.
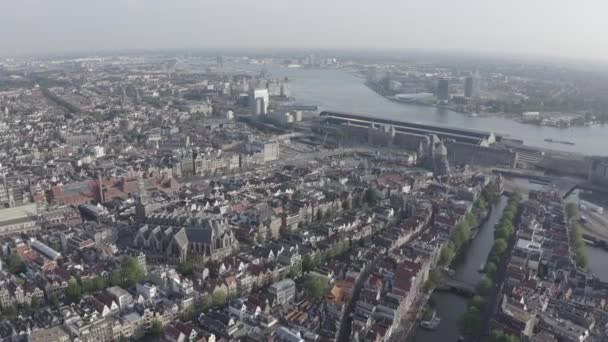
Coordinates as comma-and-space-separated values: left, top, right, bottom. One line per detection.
227, 62, 608, 156
414, 196, 509, 342
564, 189, 608, 283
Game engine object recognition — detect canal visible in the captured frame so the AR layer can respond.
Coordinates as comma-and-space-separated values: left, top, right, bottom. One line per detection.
564, 189, 608, 283
413, 196, 509, 342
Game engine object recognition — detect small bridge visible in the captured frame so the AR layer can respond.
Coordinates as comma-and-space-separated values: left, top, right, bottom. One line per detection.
436, 278, 477, 297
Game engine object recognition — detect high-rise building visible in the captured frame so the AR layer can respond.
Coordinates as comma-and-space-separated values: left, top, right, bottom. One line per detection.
252, 89, 269, 115
464, 76, 477, 98
437, 78, 450, 103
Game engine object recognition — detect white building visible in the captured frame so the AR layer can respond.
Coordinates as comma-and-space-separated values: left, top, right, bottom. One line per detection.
268, 278, 296, 306
93, 146, 105, 158
136, 282, 158, 300
263, 142, 280, 162
107, 286, 133, 309
522, 111, 540, 122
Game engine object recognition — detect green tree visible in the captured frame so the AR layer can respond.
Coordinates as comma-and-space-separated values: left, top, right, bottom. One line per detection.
484, 262, 498, 279
363, 188, 379, 206
93, 275, 105, 291
470, 295, 485, 310
255, 231, 265, 244
481, 185, 499, 204
504, 335, 521, 342
497, 220, 514, 234
8, 253, 25, 274
494, 228, 507, 241
313, 252, 325, 267
316, 210, 323, 222
3, 305, 17, 320
353, 195, 363, 209
491, 330, 506, 341
176, 260, 195, 277
30, 296, 40, 310
490, 329, 521, 342
302, 255, 314, 273
199, 295, 213, 311
461, 306, 482, 336
439, 243, 455, 266
491, 239, 508, 257
286, 266, 299, 279
570, 223, 588, 268
122, 257, 145, 287
82, 275, 105, 294
212, 290, 227, 307
183, 295, 212, 321
21, 302, 32, 314
109, 270, 122, 287
65, 280, 82, 304
477, 276, 493, 296
473, 197, 488, 216
487, 254, 501, 268
150, 319, 163, 336
324, 209, 333, 221
566, 203, 579, 220
423, 268, 443, 293
305, 276, 329, 300
48, 294, 60, 308
342, 200, 350, 211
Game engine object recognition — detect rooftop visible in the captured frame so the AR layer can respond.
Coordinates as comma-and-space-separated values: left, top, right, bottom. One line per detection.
0, 203, 38, 223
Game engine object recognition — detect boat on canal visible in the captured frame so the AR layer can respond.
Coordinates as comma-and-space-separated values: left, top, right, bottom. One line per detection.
420, 310, 441, 330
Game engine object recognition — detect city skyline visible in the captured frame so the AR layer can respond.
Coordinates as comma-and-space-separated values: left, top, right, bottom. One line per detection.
2, 0, 608, 63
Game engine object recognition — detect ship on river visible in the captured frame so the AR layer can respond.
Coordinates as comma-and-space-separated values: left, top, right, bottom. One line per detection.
544, 138, 575, 145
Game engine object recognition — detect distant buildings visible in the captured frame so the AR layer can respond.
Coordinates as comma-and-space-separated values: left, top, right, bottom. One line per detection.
464, 75, 477, 98
253, 89, 269, 115
437, 77, 450, 103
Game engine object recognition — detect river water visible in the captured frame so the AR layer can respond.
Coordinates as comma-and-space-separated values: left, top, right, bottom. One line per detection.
232, 63, 608, 156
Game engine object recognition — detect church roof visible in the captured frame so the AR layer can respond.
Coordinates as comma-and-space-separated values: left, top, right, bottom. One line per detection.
184, 227, 213, 244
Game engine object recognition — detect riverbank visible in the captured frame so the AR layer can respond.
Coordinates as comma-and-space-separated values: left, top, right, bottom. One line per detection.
232, 62, 608, 155
364, 80, 599, 130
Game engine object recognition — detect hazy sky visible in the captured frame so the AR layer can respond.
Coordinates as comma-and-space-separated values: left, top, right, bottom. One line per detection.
2, 0, 607, 61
